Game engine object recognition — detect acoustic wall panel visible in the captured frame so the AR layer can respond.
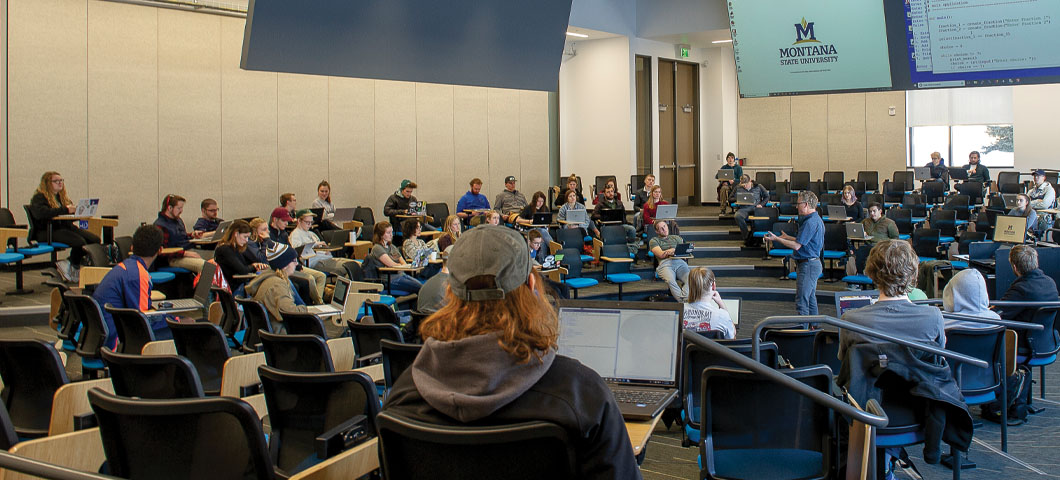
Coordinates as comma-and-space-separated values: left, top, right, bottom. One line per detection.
87, 1, 159, 226
737, 97, 791, 167
453, 86, 491, 201
221, 16, 278, 220
826, 94, 867, 178
328, 77, 376, 210
519, 90, 550, 201
415, 84, 457, 209
789, 96, 828, 179
866, 91, 907, 176
7, 0, 88, 215
278, 73, 330, 206
158, 9, 222, 214
374, 81, 417, 214
487, 89, 521, 202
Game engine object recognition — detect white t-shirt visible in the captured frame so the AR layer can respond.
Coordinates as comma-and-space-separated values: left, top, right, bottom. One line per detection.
682, 299, 735, 339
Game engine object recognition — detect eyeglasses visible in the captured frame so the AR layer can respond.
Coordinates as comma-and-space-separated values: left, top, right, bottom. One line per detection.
205, 208, 218, 213
50, 179, 65, 184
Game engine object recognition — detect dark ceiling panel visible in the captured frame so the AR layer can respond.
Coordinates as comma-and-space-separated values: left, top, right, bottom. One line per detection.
241, 0, 573, 91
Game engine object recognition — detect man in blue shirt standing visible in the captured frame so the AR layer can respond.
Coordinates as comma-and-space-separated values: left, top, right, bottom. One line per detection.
456, 178, 491, 220
766, 191, 824, 315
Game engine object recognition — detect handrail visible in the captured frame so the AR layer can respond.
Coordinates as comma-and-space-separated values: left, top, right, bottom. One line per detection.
752, 315, 989, 369
682, 331, 890, 428
911, 299, 942, 306
941, 312, 1046, 331
0, 451, 117, 480
988, 300, 1060, 307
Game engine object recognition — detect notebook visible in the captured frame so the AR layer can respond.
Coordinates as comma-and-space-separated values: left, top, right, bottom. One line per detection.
152, 262, 215, 313
834, 290, 880, 317
717, 169, 735, 181
948, 167, 969, 181
307, 276, 351, 316
913, 166, 932, 181
332, 207, 357, 223
721, 298, 740, 327
735, 192, 755, 205
673, 243, 694, 256
206, 221, 232, 242
75, 199, 100, 217
557, 300, 682, 420
845, 222, 868, 239
826, 205, 848, 220
655, 204, 678, 220
564, 209, 587, 224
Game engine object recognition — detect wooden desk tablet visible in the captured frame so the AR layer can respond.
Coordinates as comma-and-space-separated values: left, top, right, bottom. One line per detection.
625, 413, 664, 457
160, 247, 184, 255
557, 219, 582, 225
396, 214, 434, 223
345, 240, 373, 259
341, 220, 365, 230
55, 215, 119, 240
600, 256, 634, 263
418, 231, 444, 240
0, 227, 28, 251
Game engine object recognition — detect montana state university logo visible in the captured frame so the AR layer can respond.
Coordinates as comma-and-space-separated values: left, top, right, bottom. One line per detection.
780, 17, 838, 66
794, 18, 818, 44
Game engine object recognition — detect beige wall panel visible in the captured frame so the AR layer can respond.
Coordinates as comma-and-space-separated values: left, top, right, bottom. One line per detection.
519, 91, 550, 202
374, 81, 417, 214
789, 95, 828, 179
278, 73, 330, 206
737, 97, 791, 168
414, 84, 456, 209
866, 91, 907, 177
220, 17, 278, 220
87, 1, 158, 232
453, 87, 490, 201
7, 0, 88, 221
158, 9, 222, 217
487, 89, 521, 202
826, 93, 867, 178
328, 77, 375, 209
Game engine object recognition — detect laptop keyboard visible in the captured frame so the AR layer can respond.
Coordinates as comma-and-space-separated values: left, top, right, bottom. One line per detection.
154, 299, 202, 310
611, 388, 669, 405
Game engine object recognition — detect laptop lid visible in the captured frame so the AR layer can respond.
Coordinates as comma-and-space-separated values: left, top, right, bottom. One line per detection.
969, 241, 1002, 260
330, 276, 351, 310
736, 192, 755, 205
948, 167, 968, 180
332, 207, 356, 223
834, 290, 880, 317
1001, 194, 1020, 209
556, 300, 682, 388
721, 298, 740, 327
565, 209, 587, 224
600, 209, 624, 222
532, 212, 553, 225
673, 243, 694, 256
75, 199, 100, 217
193, 262, 217, 305
913, 167, 931, 181
211, 221, 233, 241
655, 204, 678, 219
993, 215, 1028, 244
845, 222, 866, 238
717, 169, 734, 181
826, 205, 847, 219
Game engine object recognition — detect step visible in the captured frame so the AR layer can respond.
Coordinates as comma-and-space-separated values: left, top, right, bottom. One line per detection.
680, 229, 742, 241
674, 216, 731, 227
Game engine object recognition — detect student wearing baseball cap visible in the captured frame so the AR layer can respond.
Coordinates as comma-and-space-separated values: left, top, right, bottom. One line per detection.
494, 175, 528, 217
383, 225, 639, 479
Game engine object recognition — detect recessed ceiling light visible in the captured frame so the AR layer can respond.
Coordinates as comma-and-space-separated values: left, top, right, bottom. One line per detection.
566, 31, 589, 38
711, 39, 733, 44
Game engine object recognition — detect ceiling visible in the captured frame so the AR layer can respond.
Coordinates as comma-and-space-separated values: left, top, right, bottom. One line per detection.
646, 28, 732, 48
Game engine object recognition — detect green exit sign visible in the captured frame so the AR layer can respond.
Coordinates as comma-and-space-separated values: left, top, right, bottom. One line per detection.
680, 47, 691, 58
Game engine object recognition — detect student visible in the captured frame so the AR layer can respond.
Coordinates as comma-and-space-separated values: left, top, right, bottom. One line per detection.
28, 171, 102, 279
213, 220, 267, 294
312, 180, 340, 231
384, 179, 420, 228
861, 203, 898, 244
717, 153, 742, 214
494, 175, 529, 216
289, 209, 356, 275
995, 245, 1059, 323
964, 150, 990, 184
1007, 193, 1038, 238
942, 269, 1000, 330
592, 184, 638, 249
927, 152, 949, 187
732, 174, 769, 242
484, 210, 502, 226
280, 192, 297, 217
152, 195, 205, 274
383, 225, 640, 479
401, 218, 438, 261
193, 198, 223, 235
416, 257, 449, 315
766, 191, 823, 315
366, 221, 423, 294
268, 207, 294, 245
516, 191, 554, 244
245, 243, 310, 330
437, 215, 462, 252
590, 178, 623, 205
641, 185, 668, 230
260, 212, 325, 304
92, 225, 171, 348
1028, 169, 1056, 234
838, 240, 945, 360
682, 267, 735, 339
839, 185, 864, 222
557, 189, 598, 237
456, 178, 491, 219
631, 174, 656, 212
650, 219, 690, 302
527, 229, 548, 266
553, 174, 585, 207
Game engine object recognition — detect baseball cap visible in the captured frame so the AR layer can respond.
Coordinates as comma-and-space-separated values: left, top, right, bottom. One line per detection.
270, 207, 294, 222
447, 225, 532, 301
294, 208, 316, 219
505, 176, 517, 183
1033, 169, 1046, 176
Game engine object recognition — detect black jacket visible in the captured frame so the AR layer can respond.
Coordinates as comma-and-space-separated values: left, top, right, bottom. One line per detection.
997, 268, 1059, 323
28, 192, 75, 240
383, 192, 417, 227
213, 245, 257, 291
839, 343, 973, 463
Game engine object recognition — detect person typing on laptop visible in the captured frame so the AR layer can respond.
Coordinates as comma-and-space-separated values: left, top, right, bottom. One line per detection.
193, 198, 223, 236
93, 225, 174, 348
29, 171, 103, 280
731, 174, 769, 244
212, 220, 267, 295
383, 225, 641, 479
153, 194, 205, 274
649, 220, 691, 302
289, 209, 357, 276
558, 189, 599, 237
245, 243, 310, 329
592, 184, 638, 248
860, 203, 898, 244
515, 191, 554, 244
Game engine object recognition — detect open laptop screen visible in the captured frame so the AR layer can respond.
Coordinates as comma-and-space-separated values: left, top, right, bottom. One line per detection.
557, 301, 681, 386
331, 277, 351, 309
834, 290, 879, 317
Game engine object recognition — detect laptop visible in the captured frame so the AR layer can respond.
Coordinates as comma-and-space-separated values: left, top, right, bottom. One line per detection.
673, 243, 694, 256
913, 167, 932, 181
717, 169, 735, 181
532, 212, 553, 225
655, 204, 678, 220
948, 167, 969, 181
993, 215, 1028, 244
826, 205, 848, 220
735, 192, 755, 206
75, 199, 100, 217
309, 208, 325, 222
1001, 194, 1020, 209
332, 207, 357, 223
845, 222, 869, 240
969, 241, 1001, 266
557, 300, 682, 420
564, 209, 587, 224
599, 208, 625, 223
834, 290, 880, 317
721, 298, 740, 328
152, 262, 216, 312
204, 220, 232, 242
307, 277, 351, 316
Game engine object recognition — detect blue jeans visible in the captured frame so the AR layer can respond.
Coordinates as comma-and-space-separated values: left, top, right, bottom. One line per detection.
390, 273, 423, 295
735, 206, 755, 238
657, 259, 690, 302
532, 227, 554, 245
795, 258, 821, 315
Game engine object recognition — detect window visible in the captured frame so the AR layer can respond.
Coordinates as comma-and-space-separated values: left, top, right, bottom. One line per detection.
908, 124, 1014, 168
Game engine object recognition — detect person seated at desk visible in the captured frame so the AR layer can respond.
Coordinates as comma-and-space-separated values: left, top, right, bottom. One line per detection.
964, 150, 990, 185
527, 229, 548, 266
927, 151, 949, 188
437, 215, 462, 252
995, 245, 1059, 323
861, 203, 898, 244
261, 212, 325, 304
312, 180, 340, 231
553, 174, 585, 208
280, 192, 298, 219
456, 178, 491, 220
289, 209, 356, 276
942, 269, 999, 330
245, 243, 310, 330
683, 267, 735, 339
153, 195, 205, 274
401, 219, 439, 262
641, 185, 668, 232
416, 256, 449, 315
268, 207, 293, 245
494, 175, 529, 218
731, 174, 769, 244
557, 189, 599, 238
590, 178, 623, 206
1029, 169, 1056, 234
631, 174, 655, 213
29, 171, 102, 280
839, 186, 864, 222
516, 191, 554, 244
365, 221, 423, 294
383, 225, 640, 479
716, 153, 742, 215
383, 179, 422, 229
92, 225, 173, 348
213, 219, 267, 295
838, 240, 945, 360
592, 184, 638, 252
650, 220, 690, 302
193, 198, 222, 235
484, 210, 502, 226
1007, 193, 1038, 239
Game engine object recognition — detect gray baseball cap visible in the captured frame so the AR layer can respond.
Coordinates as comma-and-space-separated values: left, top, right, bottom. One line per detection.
447, 225, 532, 301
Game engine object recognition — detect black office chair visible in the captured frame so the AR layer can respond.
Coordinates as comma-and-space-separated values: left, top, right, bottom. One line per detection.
0, 339, 71, 438
557, 247, 598, 298
114, 236, 133, 262
922, 181, 946, 205
67, 293, 110, 376
943, 194, 972, 221
958, 181, 985, 206
82, 243, 113, 267
756, 171, 777, 195
885, 208, 913, 239
597, 225, 627, 246
894, 170, 914, 192
882, 180, 905, 204
789, 171, 810, 192
817, 193, 840, 209
821, 223, 848, 281
212, 287, 245, 347
425, 203, 449, 230
366, 300, 402, 327
279, 310, 328, 338
901, 193, 928, 218
235, 296, 274, 353
167, 319, 231, 396
698, 366, 834, 480
0, 402, 18, 451
381, 339, 422, 393
822, 171, 844, 192
353, 208, 376, 241
259, 331, 334, 373
860, 193, 884, 209
761, 328, 820, 367
347, 321, 403, 368
912, 228, 942, 261
88, 388, 275, 480
105, 304, 157, 355
1014, 304, 1060, 409
681, 341, 779, 446
945, 326, 1007, 454
101, 349, 205, 399
376, 411, 577, 480
930, 209, 959, 243
858, 171, 879, 193
812, 330, 841, 374
997, 171, 1020, 188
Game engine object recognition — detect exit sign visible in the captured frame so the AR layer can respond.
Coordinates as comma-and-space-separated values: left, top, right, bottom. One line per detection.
680, 47, 691, 58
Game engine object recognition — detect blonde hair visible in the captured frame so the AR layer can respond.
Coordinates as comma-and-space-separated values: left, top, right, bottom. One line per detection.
248, 217, 267, 241
443, 214, 461, 242
36, 172, 72, 209
686, 267, 717, 304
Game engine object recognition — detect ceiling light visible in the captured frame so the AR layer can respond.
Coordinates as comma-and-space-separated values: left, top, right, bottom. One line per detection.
566, 31, 589, 38
711, 39, 733, 44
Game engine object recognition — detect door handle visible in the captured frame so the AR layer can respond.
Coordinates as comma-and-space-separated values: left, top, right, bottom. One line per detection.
660, 165, 676, 169
678, 164, 696, 168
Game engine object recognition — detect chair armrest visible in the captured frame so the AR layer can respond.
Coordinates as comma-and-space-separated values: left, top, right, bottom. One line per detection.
548, 241, 562, 256
355, 352, 382, 367
315, 415, 370, 460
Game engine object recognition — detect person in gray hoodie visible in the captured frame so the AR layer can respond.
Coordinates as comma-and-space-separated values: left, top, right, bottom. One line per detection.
943, 269, 1000, 330
383, 225, 641, 479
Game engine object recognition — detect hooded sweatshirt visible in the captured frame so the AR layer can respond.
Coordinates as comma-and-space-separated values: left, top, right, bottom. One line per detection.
244, 271, 307, 330
384, 332, 642, 480
943, 269, 1000, 330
